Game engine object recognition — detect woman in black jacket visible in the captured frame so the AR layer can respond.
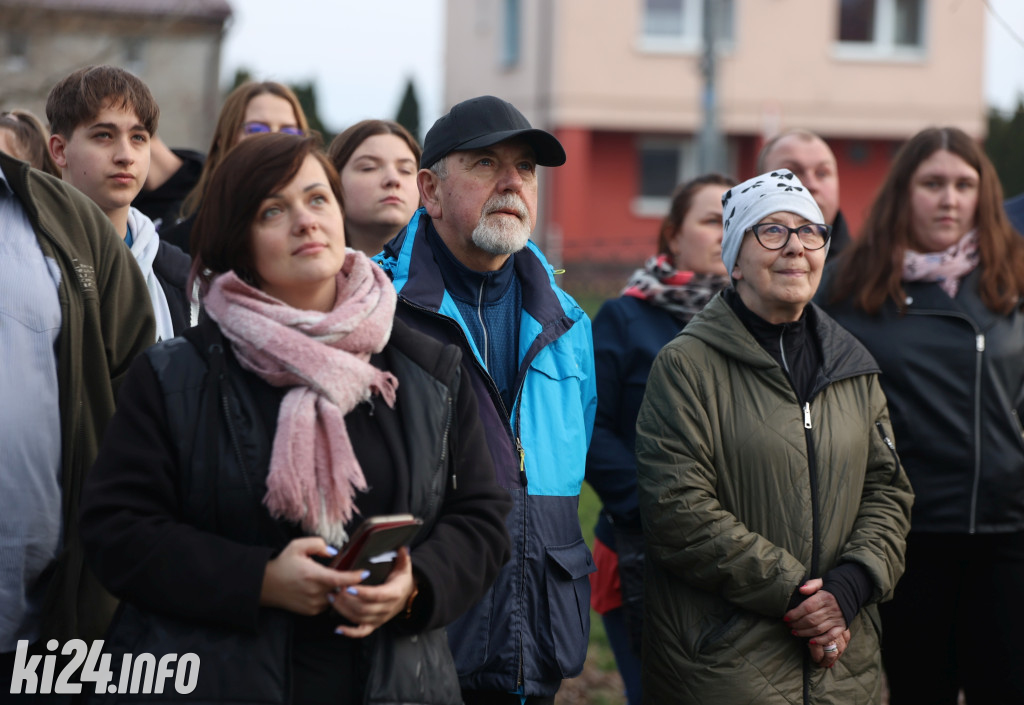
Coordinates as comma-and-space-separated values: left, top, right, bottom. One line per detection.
820, 126, 1024, 704
79, 133, 512, 705
584, 173, 734, 705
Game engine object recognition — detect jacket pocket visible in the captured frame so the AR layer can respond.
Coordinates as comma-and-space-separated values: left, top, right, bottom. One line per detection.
545, 539, 596, 678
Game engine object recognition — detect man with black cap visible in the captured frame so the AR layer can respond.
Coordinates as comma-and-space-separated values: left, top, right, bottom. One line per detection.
375, 95, 597, 704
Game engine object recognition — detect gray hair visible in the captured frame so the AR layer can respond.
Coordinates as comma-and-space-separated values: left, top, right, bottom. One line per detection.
429, 156, 449, 180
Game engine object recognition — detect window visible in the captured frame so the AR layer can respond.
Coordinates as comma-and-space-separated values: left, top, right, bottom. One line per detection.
640, 0, 734, 53
837, 0, 924, 58
501, 0, 521, 68
633, 138, 698, 216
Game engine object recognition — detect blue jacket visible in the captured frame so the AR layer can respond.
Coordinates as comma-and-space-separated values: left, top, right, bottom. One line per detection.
376, 209, 598, 697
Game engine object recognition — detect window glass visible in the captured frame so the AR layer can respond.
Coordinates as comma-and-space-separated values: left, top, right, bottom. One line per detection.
644, 0, 685, 37
501, 0, 521, 67
639, 144, 681, 199
894, 0, 922, 46
839, 0, 875, 42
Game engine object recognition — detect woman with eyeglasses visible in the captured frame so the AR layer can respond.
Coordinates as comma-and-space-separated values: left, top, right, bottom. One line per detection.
818, 127, 1024, 704
162, 81, 310, 254
635, 169, 913, 704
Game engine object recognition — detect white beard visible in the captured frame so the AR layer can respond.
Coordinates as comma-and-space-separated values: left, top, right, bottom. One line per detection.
471, 194, 532, 255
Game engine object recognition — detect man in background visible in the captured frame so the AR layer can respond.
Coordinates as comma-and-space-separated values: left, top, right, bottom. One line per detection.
758, 128, 851, 260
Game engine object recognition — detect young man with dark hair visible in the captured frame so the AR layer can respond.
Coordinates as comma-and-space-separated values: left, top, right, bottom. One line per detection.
47, 65, 195, 341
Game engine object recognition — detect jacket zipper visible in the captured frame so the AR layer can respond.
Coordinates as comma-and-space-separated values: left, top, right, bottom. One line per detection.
220, 379, 256, 502
970, 333, 984, 532
476, 281, 489, 370
875, 421, 902, 485
906, 309, 983, 533
427, 393, 454, 527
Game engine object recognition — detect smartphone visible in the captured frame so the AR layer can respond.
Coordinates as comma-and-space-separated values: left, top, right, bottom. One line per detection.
329, 514, 424, 585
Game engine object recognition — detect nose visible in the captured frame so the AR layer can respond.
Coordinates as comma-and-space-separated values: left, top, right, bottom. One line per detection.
781, 229, 807, 256
940, 184, 957, 207
382, 165, 400, 188
292, 203, 318, 233
113, 136, 134, 165
496, 163, 523, 193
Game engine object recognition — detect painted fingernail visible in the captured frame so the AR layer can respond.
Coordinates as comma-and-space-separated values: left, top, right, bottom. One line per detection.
809, 639, 817, 644
327, 593, 335, 604
334, 626, 346, 636
325, 546, 339, 557
360, 570, 371, 580
346, 586, 359, 595
783, 616, 791, 622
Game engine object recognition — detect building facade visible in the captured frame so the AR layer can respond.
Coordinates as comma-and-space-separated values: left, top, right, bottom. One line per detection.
0, 0, 231, 150
443, 0, 986, 281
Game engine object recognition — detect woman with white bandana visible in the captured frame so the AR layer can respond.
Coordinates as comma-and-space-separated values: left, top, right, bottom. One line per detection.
819, 127, 1024, 704
585, 173, 734, 705
635, 168, 913, 704
79, 134, 511, 705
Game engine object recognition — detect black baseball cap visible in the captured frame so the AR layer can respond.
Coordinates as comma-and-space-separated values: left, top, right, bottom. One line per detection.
420, 95, 566, 169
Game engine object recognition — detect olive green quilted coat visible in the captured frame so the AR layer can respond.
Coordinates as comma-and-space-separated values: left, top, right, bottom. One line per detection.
636, 294, 913, 705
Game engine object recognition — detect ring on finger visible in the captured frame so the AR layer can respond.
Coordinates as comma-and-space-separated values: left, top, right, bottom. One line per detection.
823, 643, 838, 653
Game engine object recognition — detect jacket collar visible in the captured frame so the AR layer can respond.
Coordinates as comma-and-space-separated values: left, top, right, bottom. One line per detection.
383, 208, 571, 329
687, 292, 880, 384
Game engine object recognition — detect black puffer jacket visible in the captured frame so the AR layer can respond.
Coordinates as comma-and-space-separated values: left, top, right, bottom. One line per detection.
80, 317, 511, 704
820, 267, 1024, 533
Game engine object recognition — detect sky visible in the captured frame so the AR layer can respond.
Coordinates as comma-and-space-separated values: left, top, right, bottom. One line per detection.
220, 0, 1024, 136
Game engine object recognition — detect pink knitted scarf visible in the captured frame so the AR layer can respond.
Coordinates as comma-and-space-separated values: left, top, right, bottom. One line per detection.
203, 251, 399, 545
903, 229, 979, 298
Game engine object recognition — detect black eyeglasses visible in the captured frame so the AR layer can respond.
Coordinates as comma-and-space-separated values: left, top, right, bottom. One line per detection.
747, 222, 831, 251
242, 121, 304, 137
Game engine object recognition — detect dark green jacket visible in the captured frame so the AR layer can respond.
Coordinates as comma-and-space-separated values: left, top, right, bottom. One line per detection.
636, 293, 913, 705
1, 151, 155, 642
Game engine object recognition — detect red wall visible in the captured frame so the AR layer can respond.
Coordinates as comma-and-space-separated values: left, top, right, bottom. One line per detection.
552, 129, 665, 266
551, 128, 902, 268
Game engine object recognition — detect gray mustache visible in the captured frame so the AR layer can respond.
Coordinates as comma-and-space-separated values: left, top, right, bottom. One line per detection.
485, 194, 528, 219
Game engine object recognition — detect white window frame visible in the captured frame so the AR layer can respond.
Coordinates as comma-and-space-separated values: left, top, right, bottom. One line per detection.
834, 0, 927, 62
637, 0, 734, 55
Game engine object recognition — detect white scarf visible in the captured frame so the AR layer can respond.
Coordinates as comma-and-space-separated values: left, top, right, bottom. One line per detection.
127, 207, 175, 342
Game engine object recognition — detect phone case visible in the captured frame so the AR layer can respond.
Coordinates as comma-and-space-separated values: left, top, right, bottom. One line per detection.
329, 515, 423, 585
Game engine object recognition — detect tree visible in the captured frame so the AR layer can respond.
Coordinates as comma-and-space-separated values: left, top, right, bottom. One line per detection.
290, 81, 334, 143
985, 100, 1024, 200
395, 78, 420, 144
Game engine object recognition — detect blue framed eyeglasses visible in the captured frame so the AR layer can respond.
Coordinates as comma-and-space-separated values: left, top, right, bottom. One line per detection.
747, 222, 831, 251
242, 121, 304, 137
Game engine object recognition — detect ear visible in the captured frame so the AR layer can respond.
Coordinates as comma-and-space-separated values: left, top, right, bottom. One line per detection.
418, 169, 442, 219
48, 133, 69, 172
731, 263, 743, 282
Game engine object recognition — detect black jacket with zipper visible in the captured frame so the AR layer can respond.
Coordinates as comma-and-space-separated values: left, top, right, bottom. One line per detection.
819, 266, 1024, 533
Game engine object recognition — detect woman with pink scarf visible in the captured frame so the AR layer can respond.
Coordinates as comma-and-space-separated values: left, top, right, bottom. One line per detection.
819, 126, 1024, 704
79, 134, 511, 705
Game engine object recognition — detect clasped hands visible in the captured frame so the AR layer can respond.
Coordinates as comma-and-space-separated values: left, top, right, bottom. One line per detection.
260, 536, 415, 638
783, 578, 850, 669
